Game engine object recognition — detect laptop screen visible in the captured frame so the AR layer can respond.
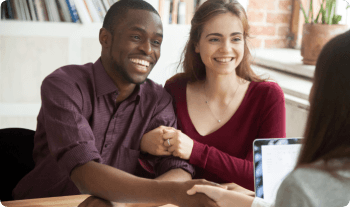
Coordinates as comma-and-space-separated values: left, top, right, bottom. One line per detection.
253, 138, 302, 203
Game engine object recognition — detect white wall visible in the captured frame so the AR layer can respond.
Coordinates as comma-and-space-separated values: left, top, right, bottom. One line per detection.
0, 21, 190, 129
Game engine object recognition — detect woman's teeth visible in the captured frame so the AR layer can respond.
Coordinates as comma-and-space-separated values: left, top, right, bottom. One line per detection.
215, 57, 233, 62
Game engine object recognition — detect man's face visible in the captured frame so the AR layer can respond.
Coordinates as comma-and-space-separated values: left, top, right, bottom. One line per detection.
109, 9, 163, 85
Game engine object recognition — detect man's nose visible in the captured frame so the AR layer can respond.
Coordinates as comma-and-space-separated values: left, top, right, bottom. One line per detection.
139, 41, 153, 55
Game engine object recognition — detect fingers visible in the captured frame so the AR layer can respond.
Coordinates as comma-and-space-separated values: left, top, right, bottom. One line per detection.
163, 138, 172, 147
187, 185, 224, 201
162, 129, 177, 139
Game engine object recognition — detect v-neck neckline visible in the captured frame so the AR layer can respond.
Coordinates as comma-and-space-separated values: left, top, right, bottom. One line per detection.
184, 81, 254, 137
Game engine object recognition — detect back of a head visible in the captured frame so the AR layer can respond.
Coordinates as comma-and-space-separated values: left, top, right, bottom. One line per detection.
103, 0, 159, 34
297, 30, 350, 167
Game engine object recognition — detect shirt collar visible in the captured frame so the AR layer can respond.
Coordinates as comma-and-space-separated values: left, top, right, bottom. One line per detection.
93, 58, 143, 106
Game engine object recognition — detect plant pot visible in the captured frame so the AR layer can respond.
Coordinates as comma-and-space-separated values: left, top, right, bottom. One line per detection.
301, 23, 348, 65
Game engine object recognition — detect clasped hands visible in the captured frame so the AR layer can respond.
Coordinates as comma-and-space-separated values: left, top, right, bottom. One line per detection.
140, 126, 194, 160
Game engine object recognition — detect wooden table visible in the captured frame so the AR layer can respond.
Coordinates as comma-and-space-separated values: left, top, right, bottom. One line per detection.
2, 195, 176, 207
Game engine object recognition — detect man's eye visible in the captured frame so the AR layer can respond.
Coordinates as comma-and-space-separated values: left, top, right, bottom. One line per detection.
132, 35, 141, 40
153, 40, 161, 45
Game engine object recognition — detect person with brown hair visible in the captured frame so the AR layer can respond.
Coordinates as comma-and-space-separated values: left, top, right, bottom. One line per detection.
140, 0, 286, 191
186, 30, 350, 207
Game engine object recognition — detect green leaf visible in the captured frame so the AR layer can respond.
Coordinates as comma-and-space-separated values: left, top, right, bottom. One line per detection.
332, 14, 342, 24
300, 2, 309, 23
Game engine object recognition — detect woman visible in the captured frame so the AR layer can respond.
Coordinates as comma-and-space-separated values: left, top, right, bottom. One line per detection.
186, 30, 350, 207
140, 0, 286, 191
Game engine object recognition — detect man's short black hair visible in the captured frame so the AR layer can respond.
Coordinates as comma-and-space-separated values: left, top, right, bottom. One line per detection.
103, 0, 160, 34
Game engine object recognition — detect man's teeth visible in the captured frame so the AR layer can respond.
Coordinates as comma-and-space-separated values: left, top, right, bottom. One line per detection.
215, 58, 233, 62
130, 59, 150, 67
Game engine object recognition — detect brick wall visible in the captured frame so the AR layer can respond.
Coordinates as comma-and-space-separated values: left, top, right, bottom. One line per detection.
246, 0, 293, 49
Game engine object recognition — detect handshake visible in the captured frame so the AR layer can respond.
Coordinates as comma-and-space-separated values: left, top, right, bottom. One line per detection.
78, 180, 255, 207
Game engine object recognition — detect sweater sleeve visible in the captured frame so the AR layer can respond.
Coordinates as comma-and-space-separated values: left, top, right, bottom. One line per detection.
190, 82, 286, 190
274, 172, 312, 207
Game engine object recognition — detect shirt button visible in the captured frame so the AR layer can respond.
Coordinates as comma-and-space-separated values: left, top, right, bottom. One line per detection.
104, 144, 108, 148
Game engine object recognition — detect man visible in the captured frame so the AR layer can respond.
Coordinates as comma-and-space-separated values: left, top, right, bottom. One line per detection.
13, 1, 219, 206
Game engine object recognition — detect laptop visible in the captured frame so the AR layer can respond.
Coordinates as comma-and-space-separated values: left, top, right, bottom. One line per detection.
253, 138, 302, 203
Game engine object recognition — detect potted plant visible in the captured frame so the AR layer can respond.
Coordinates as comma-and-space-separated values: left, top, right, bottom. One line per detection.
300, 0, 349, 65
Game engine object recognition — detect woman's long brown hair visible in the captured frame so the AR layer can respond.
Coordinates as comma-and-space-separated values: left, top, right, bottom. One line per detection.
296, 30, 350, 172
179, 0, 264, 82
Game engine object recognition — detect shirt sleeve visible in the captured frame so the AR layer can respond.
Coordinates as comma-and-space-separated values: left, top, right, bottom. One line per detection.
142, 88, 195, 177
41, 77, 102, 176
189, 82, 286, 190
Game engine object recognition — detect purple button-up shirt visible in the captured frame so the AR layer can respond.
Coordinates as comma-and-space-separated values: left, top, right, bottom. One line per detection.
13, 59, 194, 199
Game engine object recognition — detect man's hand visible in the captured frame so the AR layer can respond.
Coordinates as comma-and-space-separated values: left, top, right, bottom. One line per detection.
171, 179, 226, 207
140, 126, 172, 156
78, 196, 124, 207
162, 128, 194, 160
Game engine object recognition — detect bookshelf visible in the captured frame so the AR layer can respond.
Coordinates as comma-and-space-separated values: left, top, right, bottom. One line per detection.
1, 0, 197, 25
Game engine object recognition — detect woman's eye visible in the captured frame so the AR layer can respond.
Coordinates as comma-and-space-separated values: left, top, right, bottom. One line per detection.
232, 38, 241, 42
209, 38, 219, 42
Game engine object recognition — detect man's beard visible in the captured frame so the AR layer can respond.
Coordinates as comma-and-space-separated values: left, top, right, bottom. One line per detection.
110, 59, 147, 85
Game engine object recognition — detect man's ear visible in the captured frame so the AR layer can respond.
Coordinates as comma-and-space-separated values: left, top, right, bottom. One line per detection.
99, 28, 111, 48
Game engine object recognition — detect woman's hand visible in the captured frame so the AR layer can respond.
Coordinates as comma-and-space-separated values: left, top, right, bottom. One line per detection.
140, 126, 172, 156
221, 183, 255, 197
162, 128, 194, 160
187, 185, 254, 207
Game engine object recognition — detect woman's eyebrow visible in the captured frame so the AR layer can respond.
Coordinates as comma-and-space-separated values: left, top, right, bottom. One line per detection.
206, 32, 243, 38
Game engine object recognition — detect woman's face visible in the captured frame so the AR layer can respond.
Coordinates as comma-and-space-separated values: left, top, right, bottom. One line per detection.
195, 12, 244, 76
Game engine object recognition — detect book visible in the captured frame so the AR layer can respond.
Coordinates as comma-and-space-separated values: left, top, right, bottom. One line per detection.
162, 0, 170, 24
17, 0, 26, 20
101, 0, 110, 11
65, 0, 79, 22
11, 0, 20, 19
50, 0, 62, 22
82, 0, 94, 22
34, 0, 45, 21
177, 1, 186, 24
44, 0, 54, 21
92, 0, 105, 21
22, 0, 31, 20
95, 0, 106, 17
1, 1, 9, 19
57, 0, 71, 22
27, 0, 38, 21
73, 0, 92, 23
38, 0, 50, 21
6, 0, 14, 19
84, 0, 102, 22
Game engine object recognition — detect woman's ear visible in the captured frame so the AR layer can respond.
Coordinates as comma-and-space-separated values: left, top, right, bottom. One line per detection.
195, 44, 200, 53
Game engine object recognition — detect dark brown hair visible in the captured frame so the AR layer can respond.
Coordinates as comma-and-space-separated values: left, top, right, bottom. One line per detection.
179, 0, 264, 82
296, 30, 350, 172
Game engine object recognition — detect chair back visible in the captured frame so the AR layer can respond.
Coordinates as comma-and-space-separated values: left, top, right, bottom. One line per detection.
0, 128, 35, 201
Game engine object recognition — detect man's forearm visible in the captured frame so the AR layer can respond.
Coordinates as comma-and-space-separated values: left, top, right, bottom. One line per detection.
155, 168, 192, 181
123, 168, 192, 207
71, 161, 175, 204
